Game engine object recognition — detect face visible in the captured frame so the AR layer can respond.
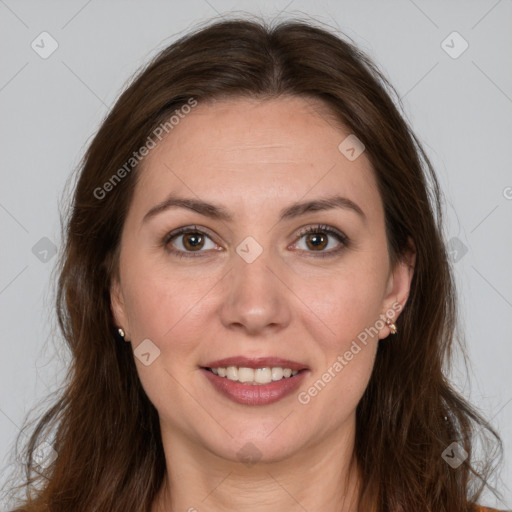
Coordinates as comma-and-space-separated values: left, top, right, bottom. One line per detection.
111, 96, 414, 464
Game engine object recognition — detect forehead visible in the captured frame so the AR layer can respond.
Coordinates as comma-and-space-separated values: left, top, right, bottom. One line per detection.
130, 96, 382, 222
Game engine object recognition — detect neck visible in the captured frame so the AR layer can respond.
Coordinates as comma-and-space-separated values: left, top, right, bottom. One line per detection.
152, 421, 363, 512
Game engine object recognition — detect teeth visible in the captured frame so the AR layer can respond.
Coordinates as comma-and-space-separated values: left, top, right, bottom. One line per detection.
255, 367, 271, 384
208, 365, 299, 385
271, 367, 283, 380
238, 367, 253, 383
226, 366, 238, 380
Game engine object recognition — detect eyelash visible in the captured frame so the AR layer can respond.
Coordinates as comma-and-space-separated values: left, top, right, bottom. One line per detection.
162, 224, 349, 259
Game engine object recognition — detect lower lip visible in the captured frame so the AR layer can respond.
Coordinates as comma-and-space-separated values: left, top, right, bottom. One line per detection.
201, 368, 308, 406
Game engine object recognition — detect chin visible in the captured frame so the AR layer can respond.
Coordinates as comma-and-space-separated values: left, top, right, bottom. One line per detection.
202, 422, 309, 465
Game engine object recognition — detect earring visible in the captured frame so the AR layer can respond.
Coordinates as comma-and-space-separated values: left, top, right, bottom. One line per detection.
118, 328, 125, 338
385, 318, 397, 334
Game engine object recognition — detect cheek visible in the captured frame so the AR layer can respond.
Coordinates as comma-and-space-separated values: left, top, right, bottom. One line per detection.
295, 272, 382, 422
121, 254, 220, 345
294, 262, 387, 350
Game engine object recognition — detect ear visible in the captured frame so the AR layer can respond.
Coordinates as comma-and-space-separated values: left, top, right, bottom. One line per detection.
379, 237, 416, 339
110, 277, 130, 341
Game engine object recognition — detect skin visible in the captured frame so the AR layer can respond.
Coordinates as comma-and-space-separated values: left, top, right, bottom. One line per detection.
110, 96, 415, 512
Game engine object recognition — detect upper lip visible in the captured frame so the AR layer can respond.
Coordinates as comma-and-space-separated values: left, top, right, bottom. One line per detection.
202, 356, 309, 371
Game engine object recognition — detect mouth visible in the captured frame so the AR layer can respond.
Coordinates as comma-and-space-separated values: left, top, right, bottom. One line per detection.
200, 356, 309, 405
201, 366, 306, 385
201, 356, 309, 385
200, 366, 309, 406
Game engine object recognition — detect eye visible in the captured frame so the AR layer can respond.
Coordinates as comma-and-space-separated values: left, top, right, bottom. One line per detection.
291, 224, 348, 258
163, 224, 349, 259
163, 225, 219, 258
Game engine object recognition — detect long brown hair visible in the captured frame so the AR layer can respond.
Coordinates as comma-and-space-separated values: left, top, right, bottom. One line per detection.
3, 15, 504, 512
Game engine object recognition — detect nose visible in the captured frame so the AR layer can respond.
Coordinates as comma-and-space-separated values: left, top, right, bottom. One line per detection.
218, 248, 292, 336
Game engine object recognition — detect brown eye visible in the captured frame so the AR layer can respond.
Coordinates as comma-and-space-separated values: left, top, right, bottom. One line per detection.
181, 232, 205, 251
305, 232, 328, 251
164, 226, 218, 257
293, 224, 348, 258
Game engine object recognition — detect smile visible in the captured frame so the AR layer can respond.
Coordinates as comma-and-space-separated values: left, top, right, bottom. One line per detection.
201, 367, 308, 406
206, 365, 299, 385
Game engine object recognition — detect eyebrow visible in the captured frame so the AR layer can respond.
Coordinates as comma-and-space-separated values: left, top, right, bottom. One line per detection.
142, 193, 366, 224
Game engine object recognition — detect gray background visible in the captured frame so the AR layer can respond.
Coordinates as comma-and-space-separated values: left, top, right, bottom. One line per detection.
1, 0, 511, 509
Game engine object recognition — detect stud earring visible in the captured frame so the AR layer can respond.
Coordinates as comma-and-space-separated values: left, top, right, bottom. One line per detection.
118, 328, 125, 338
385, 318, 397, 335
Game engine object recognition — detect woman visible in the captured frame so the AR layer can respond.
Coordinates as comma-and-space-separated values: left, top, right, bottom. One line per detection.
4, 16, 506, 512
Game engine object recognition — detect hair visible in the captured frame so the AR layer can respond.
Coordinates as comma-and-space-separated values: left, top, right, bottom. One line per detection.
2, 14, 505, 512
